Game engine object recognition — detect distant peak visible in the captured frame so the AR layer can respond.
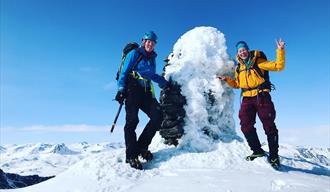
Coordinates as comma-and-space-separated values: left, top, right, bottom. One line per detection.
50, 143, 77, 155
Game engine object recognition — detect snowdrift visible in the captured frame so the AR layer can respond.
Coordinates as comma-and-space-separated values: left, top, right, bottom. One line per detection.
2, 134, 329, 192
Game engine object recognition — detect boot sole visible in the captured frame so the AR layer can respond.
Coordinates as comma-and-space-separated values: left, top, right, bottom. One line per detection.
245, 154, 265, 161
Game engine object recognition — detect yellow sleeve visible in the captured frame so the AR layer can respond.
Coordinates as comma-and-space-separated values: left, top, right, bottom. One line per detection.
225, 76, 240, 88
258, 49, 285, 71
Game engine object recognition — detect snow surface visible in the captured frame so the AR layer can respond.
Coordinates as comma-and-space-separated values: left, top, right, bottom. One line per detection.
1, 27, 329, 191
0, 142, 124, 176
1, 135, 329, 192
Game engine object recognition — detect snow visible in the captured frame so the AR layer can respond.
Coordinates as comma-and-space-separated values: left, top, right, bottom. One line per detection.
0, 146, 6, 153
0, 142, 124, 176
49, 143, 79, 155
1, 134, 329, 192
1, 27, 329, 191
164, 26, 237, 152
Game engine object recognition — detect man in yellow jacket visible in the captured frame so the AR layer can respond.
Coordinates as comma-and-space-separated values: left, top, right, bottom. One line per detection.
218, 39, 285, 169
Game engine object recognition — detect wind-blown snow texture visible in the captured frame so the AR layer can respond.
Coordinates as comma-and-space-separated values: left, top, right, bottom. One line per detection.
1, 27, 329, 192
164, 26, 237, 152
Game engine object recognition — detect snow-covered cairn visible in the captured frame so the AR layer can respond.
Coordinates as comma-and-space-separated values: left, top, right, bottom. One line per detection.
162, 26, 237, 152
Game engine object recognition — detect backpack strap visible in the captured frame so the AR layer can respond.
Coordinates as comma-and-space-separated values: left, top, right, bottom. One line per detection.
235, 63, 241, 75
129, 51, 156, 97
238, 51, 274, 94
252, 51, 267, 80
131, 50, 143, 71
116, 56, 126, 80
253, 51, 274, 91
116, 48, 143, 81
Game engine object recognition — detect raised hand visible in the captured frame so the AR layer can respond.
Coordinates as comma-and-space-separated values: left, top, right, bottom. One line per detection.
276, 38, 285, 50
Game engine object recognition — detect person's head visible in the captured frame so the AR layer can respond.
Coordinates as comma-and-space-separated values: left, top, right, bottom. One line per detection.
142, 31, 158, 53
235, 41, 249, 60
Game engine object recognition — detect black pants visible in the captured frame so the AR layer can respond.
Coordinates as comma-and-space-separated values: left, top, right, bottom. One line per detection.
124, 83, 162, 159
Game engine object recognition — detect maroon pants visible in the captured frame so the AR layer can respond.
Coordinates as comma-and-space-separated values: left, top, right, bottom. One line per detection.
239, 92, 278, 136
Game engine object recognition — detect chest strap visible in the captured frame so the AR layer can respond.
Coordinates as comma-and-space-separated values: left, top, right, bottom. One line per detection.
130, 71, 155, 98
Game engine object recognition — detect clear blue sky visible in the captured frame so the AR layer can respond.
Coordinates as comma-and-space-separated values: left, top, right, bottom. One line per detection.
1, 0, 329, 146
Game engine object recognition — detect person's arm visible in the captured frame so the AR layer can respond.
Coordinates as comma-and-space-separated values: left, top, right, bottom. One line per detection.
138, 57, 168, 88
258, 38, 286, 71
217, 69, 240, 89
225, 76, 240, 88
148, 73, 168, 88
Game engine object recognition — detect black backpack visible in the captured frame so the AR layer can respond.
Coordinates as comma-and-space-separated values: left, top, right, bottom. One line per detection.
115, 42, 143, 80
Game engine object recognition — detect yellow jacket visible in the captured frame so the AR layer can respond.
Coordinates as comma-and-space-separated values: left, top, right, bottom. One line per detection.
225, 49, 285, 97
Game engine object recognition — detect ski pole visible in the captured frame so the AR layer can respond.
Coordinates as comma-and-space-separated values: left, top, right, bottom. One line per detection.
110, 103, 124, 133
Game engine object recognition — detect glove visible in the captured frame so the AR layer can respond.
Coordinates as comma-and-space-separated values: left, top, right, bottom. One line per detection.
162, 81, 173, 93
162, 84, 171, 93
158, 80, 170, 90
115, 91, 126, 104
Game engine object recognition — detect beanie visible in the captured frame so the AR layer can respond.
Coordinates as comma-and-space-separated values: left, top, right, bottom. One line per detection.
235, 41, 249, 52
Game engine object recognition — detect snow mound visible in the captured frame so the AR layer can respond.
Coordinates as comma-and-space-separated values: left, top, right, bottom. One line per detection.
164, 26, 236, 152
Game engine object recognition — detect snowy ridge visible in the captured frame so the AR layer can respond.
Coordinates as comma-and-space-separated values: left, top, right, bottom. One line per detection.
30, 143, 53, 154
2, 134, 329, 192
296, 147, 330, 166
0, 142, 123, 177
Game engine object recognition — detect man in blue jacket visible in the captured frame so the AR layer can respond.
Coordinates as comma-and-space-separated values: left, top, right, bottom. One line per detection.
115, 31, 168, 170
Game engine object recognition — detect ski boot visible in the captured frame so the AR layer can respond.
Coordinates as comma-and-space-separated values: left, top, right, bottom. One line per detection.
126, 157, 143, 170
140, 150, 153, 162
268, 156, 281, 170
267, 133, 280, 170
164, 138, 179, 146
245, 150, 266, 161
244, 131, 265, 161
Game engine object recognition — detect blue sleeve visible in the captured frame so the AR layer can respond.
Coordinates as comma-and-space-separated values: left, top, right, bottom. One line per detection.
117, 50, 138, 91
149, 74, 168, 88
139, 58, 168, 88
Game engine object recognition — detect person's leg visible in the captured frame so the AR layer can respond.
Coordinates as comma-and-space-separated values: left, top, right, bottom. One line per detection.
124, 92, 140, 161
123, 88, 144, 169
137, 93, 162, 158
239, 96, 264, 154
257, 93, 279, 166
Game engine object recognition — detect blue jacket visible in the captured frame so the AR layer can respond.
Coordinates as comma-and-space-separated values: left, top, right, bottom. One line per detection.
117, 47, 168, 92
